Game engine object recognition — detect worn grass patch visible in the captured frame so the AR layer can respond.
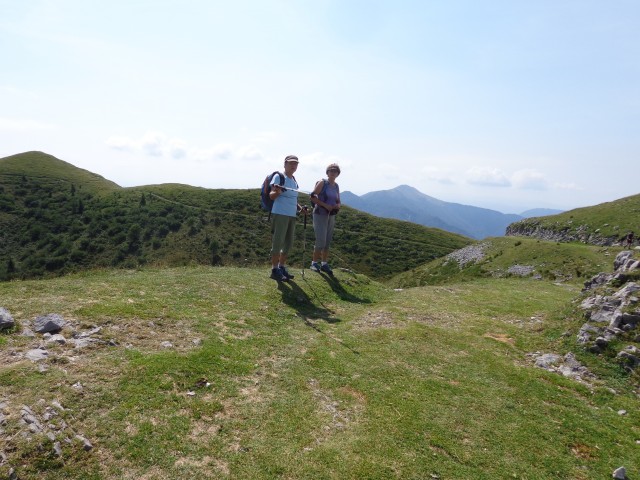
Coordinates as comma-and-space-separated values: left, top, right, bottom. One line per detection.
0, 267, 638, 479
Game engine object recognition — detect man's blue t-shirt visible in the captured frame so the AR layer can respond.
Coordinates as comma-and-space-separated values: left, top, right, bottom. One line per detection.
271, 174, 298, 217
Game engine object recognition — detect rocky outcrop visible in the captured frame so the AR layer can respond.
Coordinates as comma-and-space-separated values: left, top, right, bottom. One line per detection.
578, 251, 640, 370
506, 219, 620, 245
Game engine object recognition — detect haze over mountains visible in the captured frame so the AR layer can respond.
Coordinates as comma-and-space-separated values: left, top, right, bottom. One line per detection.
341, 185, 563, 239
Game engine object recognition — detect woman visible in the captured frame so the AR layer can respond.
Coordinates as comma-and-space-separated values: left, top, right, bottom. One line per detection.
309, 163, 341, 274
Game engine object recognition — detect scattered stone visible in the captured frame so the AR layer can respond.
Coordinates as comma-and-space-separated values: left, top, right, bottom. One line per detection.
617, 346, 640, 370
33, 314, 66, 333
74, 435, 93, 451
46, 334, 67, 345
507, 264, 535, 276
21, 327, 35, 337
161, 341, 174, 348
71, 338, 93, 349
612, 466, 626, 479
530, 352, 594, 383
446, 243, 487, 267
0, 307, 15, 330
534, 353, 562, 370
53, 441, 63, 456
21, 407, 43, 433
25, 348, 49, 361
618, 410, 627, 416
578, 252, 640, 369
75, 326, 102, 338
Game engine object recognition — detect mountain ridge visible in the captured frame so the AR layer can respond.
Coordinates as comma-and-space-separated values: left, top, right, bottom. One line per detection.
341, 184, 525, 239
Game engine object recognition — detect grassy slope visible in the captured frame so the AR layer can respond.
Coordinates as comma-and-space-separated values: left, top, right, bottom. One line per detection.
0, 152, 471, 282
1, 266, 638, 479
0, 151, 121, 193
508, 193, 640, 243
390, 236, 620, 288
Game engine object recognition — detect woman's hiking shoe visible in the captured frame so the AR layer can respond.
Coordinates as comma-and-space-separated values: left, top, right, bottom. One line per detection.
310, 262, 321, 272
279, 266, 294, 280
320, 263, 333, 275
270, 268, 288, 281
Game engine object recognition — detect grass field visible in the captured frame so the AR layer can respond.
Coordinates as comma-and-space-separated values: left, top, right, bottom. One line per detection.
0, 266, 638, 479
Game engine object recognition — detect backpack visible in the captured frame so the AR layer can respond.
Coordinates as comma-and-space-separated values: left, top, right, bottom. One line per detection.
260, 171, 285, 213
313, 179, 340, 215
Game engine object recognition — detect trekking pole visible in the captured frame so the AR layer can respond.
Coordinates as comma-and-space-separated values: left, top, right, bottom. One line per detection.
301, 207, 308, 278
281, 186, 314, 195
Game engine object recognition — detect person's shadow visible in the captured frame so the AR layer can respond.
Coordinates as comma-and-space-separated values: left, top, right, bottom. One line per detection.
276, 278, 339, 323
313, 270, 373, 304
277, 277, 360, 355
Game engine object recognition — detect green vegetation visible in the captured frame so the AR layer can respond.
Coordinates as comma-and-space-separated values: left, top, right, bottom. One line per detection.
0, 267, 637, 479
509, 193, 640, 243
0, 151, 471, 282
390, 237, 621, 288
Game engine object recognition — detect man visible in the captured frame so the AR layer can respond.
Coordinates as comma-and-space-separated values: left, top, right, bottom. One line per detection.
269, 155, 307, 281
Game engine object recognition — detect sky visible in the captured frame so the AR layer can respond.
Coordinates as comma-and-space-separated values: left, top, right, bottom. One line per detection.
1, 0, 639, 214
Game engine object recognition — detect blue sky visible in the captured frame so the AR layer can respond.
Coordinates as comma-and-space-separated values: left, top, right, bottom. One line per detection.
1, 0, 638, 213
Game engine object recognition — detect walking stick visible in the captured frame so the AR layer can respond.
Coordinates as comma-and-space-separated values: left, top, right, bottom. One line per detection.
301, 207, 308, 278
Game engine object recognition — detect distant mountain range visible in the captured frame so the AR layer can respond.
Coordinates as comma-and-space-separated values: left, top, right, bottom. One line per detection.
340, 185, 563, 239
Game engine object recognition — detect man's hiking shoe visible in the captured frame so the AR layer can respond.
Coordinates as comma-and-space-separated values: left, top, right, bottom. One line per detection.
310, 262, 321, 272
270, 268, 288, 282
280, 266, 294, 280
320, 263, 333, 275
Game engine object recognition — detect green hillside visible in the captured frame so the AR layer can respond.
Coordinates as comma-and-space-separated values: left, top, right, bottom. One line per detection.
0, 152, 471, 281
390, 236, 620, 288
506, 193, 640, 245
0, 151, 121, 194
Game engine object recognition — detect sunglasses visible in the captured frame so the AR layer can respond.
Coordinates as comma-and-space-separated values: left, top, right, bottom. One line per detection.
327, 169, 339, 173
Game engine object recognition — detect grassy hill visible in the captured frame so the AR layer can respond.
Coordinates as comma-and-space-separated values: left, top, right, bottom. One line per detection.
0, 266, 637, 479
0, 151, 471, 282
506, 193, 640, 245
389, 236, 621, 288
0, 151, 121, 194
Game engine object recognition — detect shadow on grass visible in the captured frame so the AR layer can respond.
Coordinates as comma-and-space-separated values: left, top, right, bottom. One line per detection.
276, 278, 338, 323
314, 270, 373, 304
277, 278, 361, 355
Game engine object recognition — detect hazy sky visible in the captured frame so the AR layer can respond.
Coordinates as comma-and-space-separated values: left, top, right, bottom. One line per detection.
1, 0, 639, 213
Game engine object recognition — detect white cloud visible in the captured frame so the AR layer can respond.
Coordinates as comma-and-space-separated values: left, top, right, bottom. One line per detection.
192, 144, 234, 162
466, 167, 511, 187
511, 169, 549, 190
140, 132, 166, 157
421, 166, 456, 185
106, 131, 269, 164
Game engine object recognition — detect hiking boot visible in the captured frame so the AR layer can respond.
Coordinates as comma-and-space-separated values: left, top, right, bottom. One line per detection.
320, 263, 333, 275
310, 262, 320, 272
280, 266, 294, 280
270, 267, 287, 281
